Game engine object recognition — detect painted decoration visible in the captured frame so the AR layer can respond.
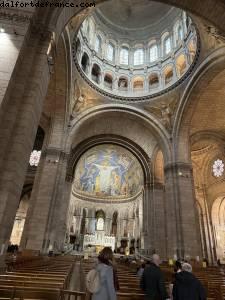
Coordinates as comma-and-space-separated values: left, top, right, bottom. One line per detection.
73, 144, 143, 198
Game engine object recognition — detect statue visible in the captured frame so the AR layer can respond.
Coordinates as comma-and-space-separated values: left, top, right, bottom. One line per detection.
145, 98, 177, 131
160, 102, 173, 129
71, 79, 87, 116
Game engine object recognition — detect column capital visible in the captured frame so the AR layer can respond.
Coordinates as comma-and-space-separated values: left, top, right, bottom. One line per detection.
41, 147, 69, 160
164, 161, 192, 174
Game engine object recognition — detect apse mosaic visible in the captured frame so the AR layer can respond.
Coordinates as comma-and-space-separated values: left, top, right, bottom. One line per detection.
73, 144, 144, 199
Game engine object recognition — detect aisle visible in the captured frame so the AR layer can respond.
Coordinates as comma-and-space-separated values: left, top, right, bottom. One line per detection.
68, 260, 82, 291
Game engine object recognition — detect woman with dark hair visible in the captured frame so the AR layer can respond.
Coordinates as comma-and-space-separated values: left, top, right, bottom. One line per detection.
92, 247, 118, 300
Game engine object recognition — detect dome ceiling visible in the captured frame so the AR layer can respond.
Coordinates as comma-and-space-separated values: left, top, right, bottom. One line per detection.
96, 0, 174, 31
73, 0, 199, 101
94, 0, 178, 39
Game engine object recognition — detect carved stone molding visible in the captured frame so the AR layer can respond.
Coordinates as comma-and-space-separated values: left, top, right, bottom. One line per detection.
72, 190, 142, 204
0, 10, 32, 24
204, 24, 225, 44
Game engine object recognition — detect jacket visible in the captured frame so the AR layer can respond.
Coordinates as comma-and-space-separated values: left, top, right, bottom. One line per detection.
91, 262, 117, 300
172, 271, 206, 300
140, 263, 168, 300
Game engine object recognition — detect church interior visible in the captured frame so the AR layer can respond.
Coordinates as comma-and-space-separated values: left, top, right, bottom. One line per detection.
0, 0, 225, 298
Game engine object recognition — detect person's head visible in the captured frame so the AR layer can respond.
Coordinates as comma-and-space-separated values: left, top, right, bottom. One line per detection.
152, 254, 161, 266
141, 263, 145, 269
174, 260, 182, 273
98, 247, 113, 264
182, 262, 192, 273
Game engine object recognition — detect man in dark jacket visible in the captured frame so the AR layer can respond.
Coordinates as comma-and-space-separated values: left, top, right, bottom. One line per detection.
172, 263, 206, 300
140, 254, 168, 300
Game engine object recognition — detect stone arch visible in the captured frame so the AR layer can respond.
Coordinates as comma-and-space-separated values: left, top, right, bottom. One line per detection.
68, 104, 171, 164
211, 197, 225, 260
173, 47, 225, 163
67, 134, 151, 186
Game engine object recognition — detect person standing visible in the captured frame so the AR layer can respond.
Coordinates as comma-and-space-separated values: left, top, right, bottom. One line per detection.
172, 263, 206, 300
91, 247, 118, 300
140, 254, 168, 300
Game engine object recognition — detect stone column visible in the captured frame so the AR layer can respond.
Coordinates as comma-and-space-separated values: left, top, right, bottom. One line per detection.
153, 182, 167, 259
0, 27, 51, 257
142, 183, 154, 251
164, 162, 201, 259
20, 148, 68, 253
46, 160, 72, 253
0, 16, 30, 106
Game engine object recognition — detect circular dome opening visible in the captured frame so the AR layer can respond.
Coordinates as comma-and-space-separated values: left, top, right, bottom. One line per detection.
73, 0, 199, 100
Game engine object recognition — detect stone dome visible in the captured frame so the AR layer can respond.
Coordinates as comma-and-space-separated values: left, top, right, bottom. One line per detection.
73, 0, 198, 100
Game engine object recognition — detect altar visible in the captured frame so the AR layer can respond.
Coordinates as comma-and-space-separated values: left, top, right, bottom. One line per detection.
83, 231, 115, 252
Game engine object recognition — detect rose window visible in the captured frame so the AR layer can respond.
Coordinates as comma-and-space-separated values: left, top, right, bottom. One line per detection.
212, 159, 224, 177
29, 150, 41, 167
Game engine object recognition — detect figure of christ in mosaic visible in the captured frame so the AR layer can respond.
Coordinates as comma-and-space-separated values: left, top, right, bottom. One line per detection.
74, 145, 143, 198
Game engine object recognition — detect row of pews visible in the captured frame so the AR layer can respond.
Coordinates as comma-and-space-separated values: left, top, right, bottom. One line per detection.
125, 259, 225, 300
0, 254, 85, 300
0, 253, 224, 299
160, 264, 225, 300
82, 257, 225, 299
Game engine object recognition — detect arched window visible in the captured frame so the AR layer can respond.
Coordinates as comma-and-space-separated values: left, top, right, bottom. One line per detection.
149, 44, 158, 62
95, 35, 101, 53
104, 73, 113, 89
81, 52, 89, 74
96, 210, 105, 231
111, 211, 118, 236
178, 26, 183, 41
89, 19, 94, 40
149, 73, 159, 89
164, 37, 171, 55
133, 76, 144, 91
176, 54, 187, 77
91, 64, 101, 84
86, 22, 90, 38
107, 43, 114, 61
134, 48, 144, 65
164, 65, 173, 84
118, 77, 128, 91
188, 39, 197, 63
174, 23, 183, 46
120, 47, 129, 65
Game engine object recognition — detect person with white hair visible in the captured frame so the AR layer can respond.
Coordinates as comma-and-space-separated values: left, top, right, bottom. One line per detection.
172, 262, 206, 300
140, 254, 168, 300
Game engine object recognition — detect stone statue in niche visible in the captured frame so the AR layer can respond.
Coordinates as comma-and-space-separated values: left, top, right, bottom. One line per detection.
145, 98, 177, 131
71, 79, 87, 116
160, 102, 173, 129
204, 23, 225, 49
96, 217, 104, 231
71, 79, 100, 118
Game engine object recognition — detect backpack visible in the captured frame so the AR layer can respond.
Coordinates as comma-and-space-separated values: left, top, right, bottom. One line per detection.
86, 269, 101, 293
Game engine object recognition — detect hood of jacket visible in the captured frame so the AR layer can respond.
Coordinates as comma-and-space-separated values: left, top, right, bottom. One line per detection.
175, 271, 197, 283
